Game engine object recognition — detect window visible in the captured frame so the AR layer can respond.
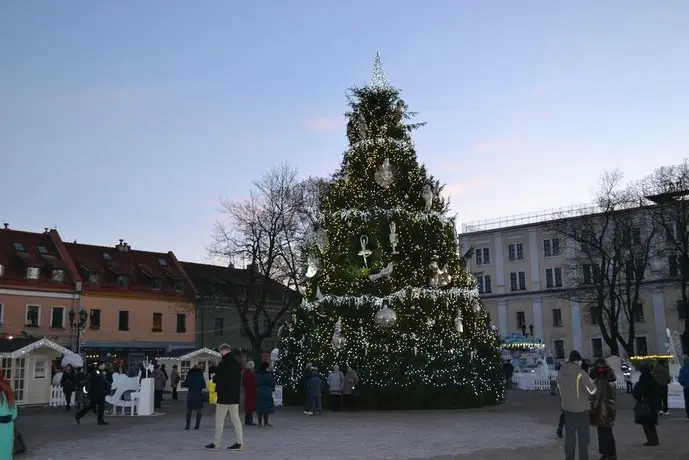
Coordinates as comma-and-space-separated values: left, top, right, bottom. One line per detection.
474, 273, 492, 294
151, 278, 162, 290
668, 255, 681, 277
33, 359, 47, 379
552, 308, 563, 328
176, 314, 186, 333
633, 303, 645, 323
103, 252, 112, 260
508, 243, 525, 261
90, 309, 101, 329
118, 311, 129, 331
591, 338, 603, 358
553, 339, 566, 360
174, 281, 185, 293
152, 313, 163, 332
543, 238, 561, 257
116, 276, 129, 287
26, 267, 40, 280
51, 269, 65, 282
678, 300, 688, 321
635, 336, 648, 356
50, 307, 64, 328
158, 258, 168, 266
545, 268, 563, 288
214, 317, 224, 336
37, 245, 48, 254
589, 305, 601, 325
13, 242, 25, 251
475, 248, 490, 265
25, 305, 40, 327
510, 271, 527, 291
88, 272, 100, 284
516, 311, 526, 329
582, 264, 600, 284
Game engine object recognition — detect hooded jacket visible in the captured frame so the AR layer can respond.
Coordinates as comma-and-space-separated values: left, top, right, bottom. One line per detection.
678, 357, 689, 389
556, 361, 596, 413
590, 366, 616, 427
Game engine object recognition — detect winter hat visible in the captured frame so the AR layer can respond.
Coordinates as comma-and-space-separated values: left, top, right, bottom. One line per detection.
568, 350, 583, 362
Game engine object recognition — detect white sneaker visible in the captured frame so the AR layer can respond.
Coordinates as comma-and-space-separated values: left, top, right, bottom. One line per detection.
304, 411, 313, 415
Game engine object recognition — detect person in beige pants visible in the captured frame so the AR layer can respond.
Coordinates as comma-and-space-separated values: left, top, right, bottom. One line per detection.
205, 344, 244, 451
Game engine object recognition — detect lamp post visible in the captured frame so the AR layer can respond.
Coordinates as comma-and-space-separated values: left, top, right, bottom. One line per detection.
68, 309, 88, 355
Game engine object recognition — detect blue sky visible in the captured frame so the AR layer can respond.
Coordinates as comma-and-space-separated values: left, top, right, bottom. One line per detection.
2, 1, 688, 263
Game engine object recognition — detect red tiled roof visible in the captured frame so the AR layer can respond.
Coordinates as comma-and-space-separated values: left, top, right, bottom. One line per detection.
0, 228, 76, 291
64, 241, 194, 299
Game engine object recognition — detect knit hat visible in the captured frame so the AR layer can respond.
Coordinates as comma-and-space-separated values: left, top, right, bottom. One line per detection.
568, 350, 583, 362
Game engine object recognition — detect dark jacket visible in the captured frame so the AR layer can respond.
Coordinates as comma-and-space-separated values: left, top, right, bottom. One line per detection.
633, 364, 660, 425
87, 369, 108, 396
652, 362, 671, 386
61, 370, 77, 392
255, 369, 275, 414
184, 368, 206, 411
308, 373, 322, 399
589, 366, 616, 427
213, 353, 242, 405
678, 358, 689, 389
557, 361, 595, 413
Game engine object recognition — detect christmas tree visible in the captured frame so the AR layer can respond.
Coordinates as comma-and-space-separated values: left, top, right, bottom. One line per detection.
276, 54, 505, 409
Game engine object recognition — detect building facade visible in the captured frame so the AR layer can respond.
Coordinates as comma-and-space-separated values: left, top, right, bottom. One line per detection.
460, 206, 685, 361
0, 226, 82, 349
63, 240, 197, 372
182, 261, 293, 352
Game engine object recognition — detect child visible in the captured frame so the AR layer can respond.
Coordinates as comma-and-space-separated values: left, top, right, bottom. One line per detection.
308, 368, 323, 415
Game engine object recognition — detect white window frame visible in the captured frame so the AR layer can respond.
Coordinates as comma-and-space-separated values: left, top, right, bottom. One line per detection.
50, 306, 66, 328
33, 358, 47, 379
475, 247, 490, 265
51, 269, 65, 282
543, 237, 561, 257
590, 336, 604, 359
26, 266, 40, 280
474, 273, 492, 294
551, 308, 563, 328
634, 335, 649, 356
508, 243, 525, 261
25, 304, 41, 327
553, 338, 567, 360
545, 267, 563, 288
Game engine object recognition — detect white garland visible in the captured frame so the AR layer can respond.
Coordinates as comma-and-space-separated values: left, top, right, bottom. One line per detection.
350, 136, 410, 151
331, 206, 452, 224
157, 347, 221, 361
300, 286, 479, 310
2, 337, 73, 358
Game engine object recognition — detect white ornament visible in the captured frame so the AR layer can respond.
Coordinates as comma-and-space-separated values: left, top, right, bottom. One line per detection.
368, 262, 393, 281
315, 286, 325, 302
374, 158, 395, 188
426, 318, 436, 327
358, 235, 372, 267
332, 317, 345, 349
313, 227, 328, 252
470, 350, 477, 360
389, 221, 399, 254
455, 310, 464, 334
421, 184, 434, 211
472, 300, 481, 313
374, 304, 397, 328
429, 261, 452, 287
413, 346, 418, 356
305, 254, 320, 279
357, 114, 369, 139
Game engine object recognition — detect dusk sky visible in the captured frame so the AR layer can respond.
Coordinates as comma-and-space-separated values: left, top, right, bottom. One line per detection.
2, 2, 688, 263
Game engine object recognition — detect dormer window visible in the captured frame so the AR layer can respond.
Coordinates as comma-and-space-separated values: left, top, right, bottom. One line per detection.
152, 278, 163, 290
26, 266, 40, 280
174, 281, 185, 293
52, 269, 65, 282
13, 243, 25, 251
116, 275, 129, 287
158, 258, 168, 266
37, 245, 49, 254
89, 272, 100, 284
103, 252, 112, 261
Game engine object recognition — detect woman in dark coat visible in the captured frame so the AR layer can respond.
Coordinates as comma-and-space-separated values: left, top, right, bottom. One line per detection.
184, 365, 206, 430
633, 362, 660, 446
243, 361, 257, 426
590, 358, 617, 459
60, 364, 77, 410
255, 361, 275, 427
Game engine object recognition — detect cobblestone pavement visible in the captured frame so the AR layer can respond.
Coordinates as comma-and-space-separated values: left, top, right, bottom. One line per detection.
16, 391, 688, 459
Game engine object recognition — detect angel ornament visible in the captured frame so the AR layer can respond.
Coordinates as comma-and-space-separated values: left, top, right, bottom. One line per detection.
394, 99, 405, 123
305, 254, 320, 279
421, 184, 434, 211
374, 158, 395, 188
356, 113, 369, 139
389, 221, 399, 254
429, 261, 452, 287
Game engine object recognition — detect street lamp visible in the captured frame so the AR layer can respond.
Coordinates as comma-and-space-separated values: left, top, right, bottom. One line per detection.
68, 309, 88, 354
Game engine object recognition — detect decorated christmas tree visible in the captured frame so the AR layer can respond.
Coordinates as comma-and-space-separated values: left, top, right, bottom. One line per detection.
276, 55, 504, 409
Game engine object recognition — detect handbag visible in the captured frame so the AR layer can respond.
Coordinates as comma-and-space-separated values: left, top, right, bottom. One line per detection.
14, 428, 26, 455
633, 400, 650, 424
208, 382, 217, 405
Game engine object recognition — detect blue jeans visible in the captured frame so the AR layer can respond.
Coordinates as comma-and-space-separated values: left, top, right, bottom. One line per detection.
309, 394, 322, 413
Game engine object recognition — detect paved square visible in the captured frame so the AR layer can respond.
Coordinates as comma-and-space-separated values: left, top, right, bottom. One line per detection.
16, 392, 688, 459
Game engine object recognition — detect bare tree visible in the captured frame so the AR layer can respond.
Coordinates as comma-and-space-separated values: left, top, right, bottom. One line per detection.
208, 164, 320, 354
548, 171, 658, 356
640, 159, 689, 353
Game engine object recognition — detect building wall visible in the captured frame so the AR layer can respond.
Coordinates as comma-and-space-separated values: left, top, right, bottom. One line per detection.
80, 293, 195, 348
0, 288, 78, 347
462, 216, 684, 360
196, 303, 281, 352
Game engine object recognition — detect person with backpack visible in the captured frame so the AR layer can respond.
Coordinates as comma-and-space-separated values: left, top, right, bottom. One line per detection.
652, 359, 672, 416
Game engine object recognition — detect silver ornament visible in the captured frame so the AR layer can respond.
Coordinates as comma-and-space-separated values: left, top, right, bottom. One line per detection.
421, 184, 434, 211
368, 262, 393, 281
429, 261, 451, 287
357, 235, 372, 267
374, 304, 397, 328
374, 158, 396, 188
472, 300, 481, 313
357, 114, 369, 139
313, 227, 328, 252
389, 221, 399, 254
332, 317, 345, 349
305, 254, 320, 279
455, 310, 464, 334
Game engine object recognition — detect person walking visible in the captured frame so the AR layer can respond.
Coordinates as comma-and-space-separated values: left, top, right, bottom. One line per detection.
590, 358, 617, 460
652, 359, 671, 416
0, 371, 18, 460
184, 364, 205, 430
60, 364, 77, 410
327, 364, 345, 411
556, 351, 596, 460
151, 365, 166, 409
75, 361, 108, 425
678, 355, 689, 420
633, 363, 661, 446
170, 365, 181, 401
205, 344, 243, 451
255, 361, 275, 427
242, 361, 257, 426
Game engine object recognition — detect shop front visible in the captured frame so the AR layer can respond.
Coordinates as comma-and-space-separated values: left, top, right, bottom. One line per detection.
82, 345, 167, 375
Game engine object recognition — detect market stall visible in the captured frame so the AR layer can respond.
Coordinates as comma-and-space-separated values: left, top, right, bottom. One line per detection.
156, 347, 221, 391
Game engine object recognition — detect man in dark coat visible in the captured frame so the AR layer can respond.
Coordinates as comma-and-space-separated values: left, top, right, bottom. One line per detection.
205, 344, 243, 451
75, 361, 109, 425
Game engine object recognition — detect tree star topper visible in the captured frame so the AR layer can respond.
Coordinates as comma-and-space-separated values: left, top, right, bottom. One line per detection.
371, 52, 390, 89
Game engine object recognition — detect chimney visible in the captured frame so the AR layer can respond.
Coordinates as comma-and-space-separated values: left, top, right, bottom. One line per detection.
228, 262, 234, 269
44, 228, 49, 234
124, 243, 131, 252
246, 263, 257, 273
2, 223, 8, 229
117, 239, 124, 252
